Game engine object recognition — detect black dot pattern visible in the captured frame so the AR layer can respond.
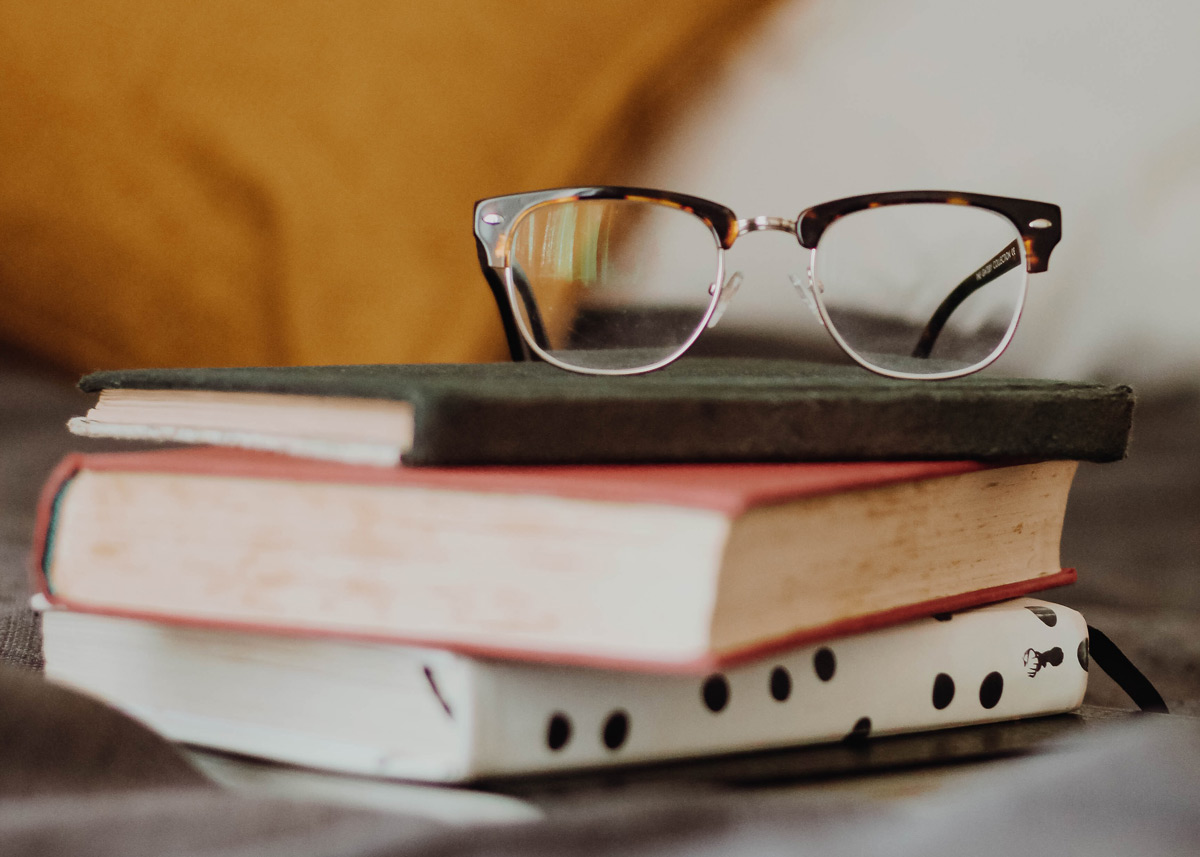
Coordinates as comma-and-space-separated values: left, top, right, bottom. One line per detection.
602, 710, 629, 750
979, 672, 1004, 709
1025, 605, 1058, 627
546, 713, 571, 751
527, 609, 1069, 761
843, 717, 872, 745
702, 674, 730, 713
814, 648, 836, 681
932, 612, 953, 622
770, 666, 792, 701
1078, 638, 1090, 671
932, 673, 955, 709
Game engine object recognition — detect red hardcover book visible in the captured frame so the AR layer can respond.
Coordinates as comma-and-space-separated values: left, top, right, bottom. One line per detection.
33, 448, 1077, 672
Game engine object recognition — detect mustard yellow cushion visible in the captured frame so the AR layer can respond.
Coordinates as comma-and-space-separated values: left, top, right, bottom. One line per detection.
0, 1, 773, 371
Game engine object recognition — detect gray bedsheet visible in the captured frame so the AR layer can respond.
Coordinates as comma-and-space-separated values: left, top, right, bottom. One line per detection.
2, 349, 1198, 855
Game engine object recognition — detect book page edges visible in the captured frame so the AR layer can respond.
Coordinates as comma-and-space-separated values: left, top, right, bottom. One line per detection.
709, 460, 1079, 656
68, 418, 405, 467
42, 467, 727, 668
41, 609, 478, 782
80, 389, 414, 446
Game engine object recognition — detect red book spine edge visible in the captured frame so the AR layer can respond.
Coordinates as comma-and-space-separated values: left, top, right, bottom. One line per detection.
30, 453, 1077, 674
30, 452, 84, 606
33, 446, 992, 516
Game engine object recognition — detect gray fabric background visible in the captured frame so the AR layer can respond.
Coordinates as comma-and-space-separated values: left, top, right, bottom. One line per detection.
2, 349, 1197, 854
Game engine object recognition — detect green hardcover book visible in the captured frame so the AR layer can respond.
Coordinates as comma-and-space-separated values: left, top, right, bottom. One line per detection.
69, 358, 1134, 467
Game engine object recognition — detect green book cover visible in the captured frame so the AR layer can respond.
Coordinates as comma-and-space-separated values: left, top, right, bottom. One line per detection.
76, 358, 1134, 466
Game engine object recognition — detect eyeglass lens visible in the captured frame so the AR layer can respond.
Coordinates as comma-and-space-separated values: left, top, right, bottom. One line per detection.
506, 198, 1026, 376
813, 203, 1026, 376
507, 198, 720, 372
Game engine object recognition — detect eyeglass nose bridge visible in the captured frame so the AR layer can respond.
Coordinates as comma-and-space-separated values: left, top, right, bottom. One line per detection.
734, 216, 799, 240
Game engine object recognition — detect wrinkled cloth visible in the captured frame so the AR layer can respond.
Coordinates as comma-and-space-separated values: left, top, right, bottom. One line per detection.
0, 662, 1198, 857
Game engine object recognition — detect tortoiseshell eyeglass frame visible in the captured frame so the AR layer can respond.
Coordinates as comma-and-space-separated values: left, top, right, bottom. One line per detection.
473, 187, 1062, 380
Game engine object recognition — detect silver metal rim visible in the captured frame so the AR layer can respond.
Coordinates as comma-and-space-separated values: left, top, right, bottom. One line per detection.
805, 235, 1030, 381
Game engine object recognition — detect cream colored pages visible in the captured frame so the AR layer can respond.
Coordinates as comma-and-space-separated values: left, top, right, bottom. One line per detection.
69, 389, 415, 466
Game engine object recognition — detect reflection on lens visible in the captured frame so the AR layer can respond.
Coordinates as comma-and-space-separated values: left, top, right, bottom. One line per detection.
507, 198, 720, 372
812, 204, 1027, 377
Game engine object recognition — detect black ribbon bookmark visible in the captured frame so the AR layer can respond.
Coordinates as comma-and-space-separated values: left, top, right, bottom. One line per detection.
1087, 625, 1170, 714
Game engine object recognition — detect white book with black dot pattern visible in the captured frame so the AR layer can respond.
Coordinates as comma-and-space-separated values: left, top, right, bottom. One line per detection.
39, 596, 1089, 783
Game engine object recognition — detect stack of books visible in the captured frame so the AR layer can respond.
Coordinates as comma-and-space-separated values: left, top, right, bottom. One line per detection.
33, 358, 1133, 783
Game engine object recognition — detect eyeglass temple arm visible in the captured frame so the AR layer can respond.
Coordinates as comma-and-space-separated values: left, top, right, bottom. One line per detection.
911, 239, 1023, 359
475, 238, 547, 362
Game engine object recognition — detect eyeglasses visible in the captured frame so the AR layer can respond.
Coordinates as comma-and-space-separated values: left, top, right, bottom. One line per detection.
473, 187, 1061, 380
